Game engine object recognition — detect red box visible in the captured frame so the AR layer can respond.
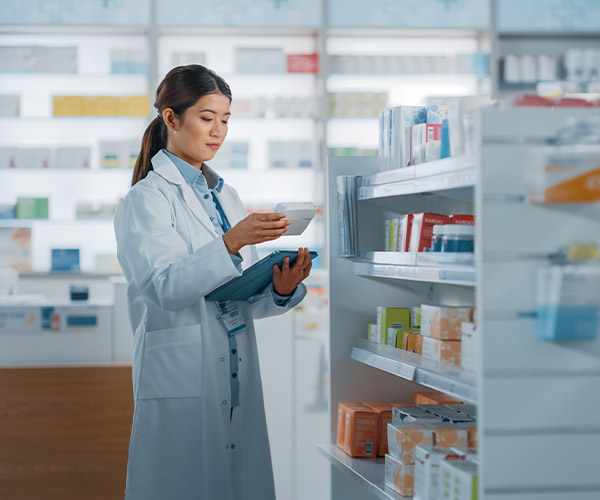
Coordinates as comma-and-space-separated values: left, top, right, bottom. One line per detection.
425, 123, 441, 142
286, 53, 319, 73
449, 214, 475, 225
408, 213, 451, 252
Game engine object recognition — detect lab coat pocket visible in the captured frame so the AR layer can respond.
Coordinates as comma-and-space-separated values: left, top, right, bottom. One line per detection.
138, 324, 202, 400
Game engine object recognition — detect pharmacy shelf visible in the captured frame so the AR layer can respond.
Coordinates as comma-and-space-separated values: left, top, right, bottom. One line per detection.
328, 73, 487, 79
0, 219, 115, 227
327, 28, 486, 38
353, 252, 475, 287
317, 444, 407, 500
497, 31, 600, 38
358, 156, 477, 200
0, 25, 148, 35
351, 338, 477, 404
158, 27, 319, 37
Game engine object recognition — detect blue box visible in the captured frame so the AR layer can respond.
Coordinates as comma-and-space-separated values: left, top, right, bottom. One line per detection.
51, 248, 80, 272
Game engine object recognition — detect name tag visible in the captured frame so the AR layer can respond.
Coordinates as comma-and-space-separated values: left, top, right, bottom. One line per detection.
218, 301, 247, 336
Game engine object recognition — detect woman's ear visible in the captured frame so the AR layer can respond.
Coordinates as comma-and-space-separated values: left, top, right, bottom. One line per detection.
162, 108, 179, 132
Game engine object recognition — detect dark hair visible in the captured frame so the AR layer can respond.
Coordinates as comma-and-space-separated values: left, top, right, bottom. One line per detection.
132, 64, 232, 186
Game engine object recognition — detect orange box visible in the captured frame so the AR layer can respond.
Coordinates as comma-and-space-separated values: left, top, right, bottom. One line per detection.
413, 391, 462, 405
364, 402, 393, 456
342, 403, 379, 457
336, 402, 348, 448
385, 453, 415, 496
431, 425, 469, 449
387, 424, 434, 464
421, 304, 473, 340
403, 332, 422, 353
421, 337, 461, 366
462, 425, 478, 449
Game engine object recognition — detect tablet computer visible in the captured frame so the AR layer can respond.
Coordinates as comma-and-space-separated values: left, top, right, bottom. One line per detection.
205, 250, 318, 302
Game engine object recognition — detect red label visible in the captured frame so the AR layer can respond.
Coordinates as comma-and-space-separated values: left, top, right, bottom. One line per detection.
287, 53, 319, 73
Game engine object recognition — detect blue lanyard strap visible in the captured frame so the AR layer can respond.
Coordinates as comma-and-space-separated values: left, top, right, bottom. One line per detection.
212, 193, 232, 233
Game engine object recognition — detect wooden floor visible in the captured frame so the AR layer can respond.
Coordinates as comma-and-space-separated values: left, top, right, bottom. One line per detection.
0, 365, 134, 500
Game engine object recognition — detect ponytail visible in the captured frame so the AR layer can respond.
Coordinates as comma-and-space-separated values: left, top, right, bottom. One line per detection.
132, 116, 166, 186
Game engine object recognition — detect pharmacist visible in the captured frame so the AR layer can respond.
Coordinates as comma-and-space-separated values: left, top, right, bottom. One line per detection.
114, 64, 312, 500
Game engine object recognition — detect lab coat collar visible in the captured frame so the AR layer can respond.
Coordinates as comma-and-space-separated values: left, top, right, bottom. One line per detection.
151, 150, 218, 238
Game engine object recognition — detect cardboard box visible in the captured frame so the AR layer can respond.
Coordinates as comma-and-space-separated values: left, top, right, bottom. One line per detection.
416, 405, 475, 424
336, 403, 348, 448
450, 446, 478, 463
286, 53, 318, 73
53, 95, 82, 116
114, 95, 149, 116
431, 425, 469, 449
392, 407, 443, 427
450, 214, 475, 225
387, 423, 434, 464
341, 403, 379, 457
16, 198, 48, 219
390, 106, 427, 168
411, 307, 421, 329
385, 453, 415, 496
413, 391, 462, 406
402, 332, 423, 353
389, 327, 409, 349
396, 214, 413, 252
421, 304, 473, 340
55, 147, 91, 169
364, 402, 393, 456
446, 403, 477, 419
368, 323, 378, 343
461, 424, 478, 449
82, 96, 115, 116
460, 321, 477, 372
408, 213, 451, 252
377, 307, 411, 345
414, 445, 463, 500
441, 460, 478, 500
421, 337, 461, 366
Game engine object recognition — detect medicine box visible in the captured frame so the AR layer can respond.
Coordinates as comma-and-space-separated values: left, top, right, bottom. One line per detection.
368, 323, 378, 343
388, 327, 409, 349
377, 307, 411, 345
460, 424, 478, 449
460, 322, 477, 372
397, 214, 413, 252
16, 198, 48, 219
450, 446, 478, 463
411, 307, 421, 329
421, 337, 461, 366
442, 460, 478, 500
390, 106, 427, 168
392, 407, 444, 427
385, 453, 415, 497
450, 214, 475, 225
421, 304, 473, 340
414, 445, 463, 500
364, 402, 393, 456
408, 213, 451, 252
387, 423, 434, 464
413, 391, 462, 406
446, 403, 477, 419
431, 425, 469, 449
336, 402, 348, 448
342, 403, 379, 457
416, 405, 475, 424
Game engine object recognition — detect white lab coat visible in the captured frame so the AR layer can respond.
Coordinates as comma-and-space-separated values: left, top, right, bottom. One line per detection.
114, 150, 306, 500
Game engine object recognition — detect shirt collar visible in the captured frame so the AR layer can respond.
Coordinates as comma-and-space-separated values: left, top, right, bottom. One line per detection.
162, 149, 224, 193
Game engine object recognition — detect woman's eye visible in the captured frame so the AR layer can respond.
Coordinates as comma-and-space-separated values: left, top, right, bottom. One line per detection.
201, 117, 212, 122
222, 121, 229, 125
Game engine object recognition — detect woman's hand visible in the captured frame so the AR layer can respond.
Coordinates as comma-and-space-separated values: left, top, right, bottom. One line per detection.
272, 247, 312, 296
223, 213, 290, 254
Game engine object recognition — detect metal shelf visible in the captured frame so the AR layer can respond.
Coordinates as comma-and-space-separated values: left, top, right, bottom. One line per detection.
498, 31, 600, 38
318, 444, 409, 500
353, 252, 475, 287
357, 157, 477, 200
351, 338, 478, 404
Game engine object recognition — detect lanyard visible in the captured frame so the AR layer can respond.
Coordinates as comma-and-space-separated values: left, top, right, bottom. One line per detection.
212, 192, 231, 233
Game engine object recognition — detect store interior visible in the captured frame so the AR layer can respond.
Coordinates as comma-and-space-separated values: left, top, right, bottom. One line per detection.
1, 1, 600, 500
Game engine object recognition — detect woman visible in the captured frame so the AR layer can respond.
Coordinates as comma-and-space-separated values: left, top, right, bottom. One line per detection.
114, 64, 312, 500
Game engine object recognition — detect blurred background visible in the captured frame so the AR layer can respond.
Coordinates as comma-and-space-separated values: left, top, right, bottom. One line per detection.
1, 1, 599, 499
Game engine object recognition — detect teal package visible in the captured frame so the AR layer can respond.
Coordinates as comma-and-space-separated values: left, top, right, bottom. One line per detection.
536, 305, 599, 341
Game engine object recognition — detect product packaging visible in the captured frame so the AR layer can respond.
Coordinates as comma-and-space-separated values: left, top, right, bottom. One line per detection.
387, 423, 434, 464
368, 323, 378, 343
414, 445, 463, 500
460, 322, 477, 372
450, 446, 478, 462
385, 453, 415, 496
446, 403, 477, 419
421, 337, 461, 366
420, 304, 473, 340
55, 147, 91, 169
390, 106, 427, 168
416, 405, 475, 424
336, 402, 348, 448
341, 403, 379, 457
392, 407, 444, 427
16, 198, 49, 219
441, 460, 478, 500
431, 425, 469, 449
364, 402, 393, 456
377, 307, 411, 345
410, 307, 421, 329
460, 424, 478, 449
384, 219, 390, 251
408, 213, 451, 252
402, 332, 423, 354
388, 327, 409, 349
449, 214, 475, 225
413, 391, 462, 406
396, 214, 413, 252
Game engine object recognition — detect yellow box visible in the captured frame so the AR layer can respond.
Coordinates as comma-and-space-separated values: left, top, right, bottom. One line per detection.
114, 95, 149, 116
82, 96, 116, 116
52, 96, 82, 116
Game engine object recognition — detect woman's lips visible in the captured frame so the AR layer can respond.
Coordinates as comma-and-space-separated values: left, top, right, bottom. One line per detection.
207, 143, 220, 150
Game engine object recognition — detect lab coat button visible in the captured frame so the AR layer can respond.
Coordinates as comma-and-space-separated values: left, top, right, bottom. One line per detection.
231, 349, 237, 355
220, 357, 225, 362
222, 400, 227, 406
232, 372, 237, 378
231, 444, 236, 449
204, 194, 210, 199
216, 315, 221, 320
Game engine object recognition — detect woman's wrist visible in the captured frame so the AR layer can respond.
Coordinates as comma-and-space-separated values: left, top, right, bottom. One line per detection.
223, 232, 242, 255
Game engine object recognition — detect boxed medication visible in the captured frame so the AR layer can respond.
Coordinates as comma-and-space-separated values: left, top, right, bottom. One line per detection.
0, 147, 17, 168
396, 214, 413, 252
342, 403, 379, 457
364, 402, 393, 456
421, 304, 473, 340
14, 148, 52, 169
392, 407, 443, 427
441, 460, 478, 500
368, 323, 378, 343
446, 403, 477, 419
460, 424, 478, 449
387, 423, 434, 464
55, 147, 91, 169
416, 405, 475, 424
336, 402, 348, 448
450, 214, 475, 225
460, 321, 477, 372
377, 307, 411, 345
389, 106, 427, 168
413, 391, 462, 406
421, 337, 461, 366
431, 425, 469, 449
451, 446, 478, 463
414, 445, 463, 500
385, 453, 415, 496
408, 213, 450, 252
16, 198, 48, 219
402, 332, 423, 354
388, 327, 409, 349
411, 307, 421, 329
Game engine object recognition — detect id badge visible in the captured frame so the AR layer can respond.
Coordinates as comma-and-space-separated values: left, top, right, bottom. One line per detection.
218, 301, 247, 336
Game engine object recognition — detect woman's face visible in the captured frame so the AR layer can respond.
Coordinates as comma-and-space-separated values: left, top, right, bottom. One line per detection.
164, 92, 231, 168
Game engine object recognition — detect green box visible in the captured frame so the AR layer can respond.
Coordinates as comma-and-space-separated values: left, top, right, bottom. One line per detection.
377, 307, 411, 345
16, 198, 49, 219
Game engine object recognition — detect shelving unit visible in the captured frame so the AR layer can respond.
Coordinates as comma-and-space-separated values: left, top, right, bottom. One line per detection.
325, 107, 600, 500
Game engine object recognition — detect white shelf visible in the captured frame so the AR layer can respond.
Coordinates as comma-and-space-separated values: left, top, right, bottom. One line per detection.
358, 157, 477, 200
318, 444, 408, 500
353, 252, 475, 287
351, 338, 477, 404
0, 219, 114, 227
